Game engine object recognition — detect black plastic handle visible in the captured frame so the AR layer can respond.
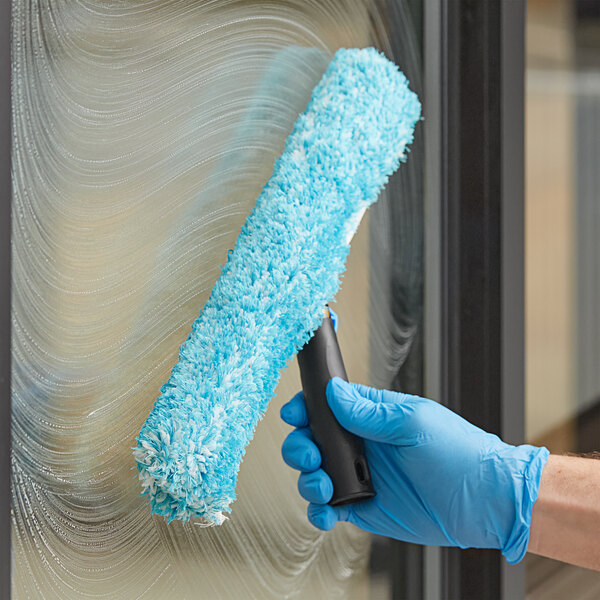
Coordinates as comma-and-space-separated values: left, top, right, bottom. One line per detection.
297, 309, 375, 506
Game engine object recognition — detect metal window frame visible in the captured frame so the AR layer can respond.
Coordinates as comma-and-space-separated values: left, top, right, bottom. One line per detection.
1, 0, 12, 598
424, 0, 526, 598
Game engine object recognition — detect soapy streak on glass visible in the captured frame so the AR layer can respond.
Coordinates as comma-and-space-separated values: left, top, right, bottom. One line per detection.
11, 1, 422, 598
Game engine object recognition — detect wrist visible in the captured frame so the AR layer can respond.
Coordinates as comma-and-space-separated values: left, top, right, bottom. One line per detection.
528, 454, 600, 570
500, 444, 550, 564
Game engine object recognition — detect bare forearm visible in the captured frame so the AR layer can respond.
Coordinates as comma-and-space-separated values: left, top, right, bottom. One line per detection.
528, 454, 600, 570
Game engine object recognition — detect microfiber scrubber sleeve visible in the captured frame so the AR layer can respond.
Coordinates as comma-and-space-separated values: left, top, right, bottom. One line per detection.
134, 47, 421, 524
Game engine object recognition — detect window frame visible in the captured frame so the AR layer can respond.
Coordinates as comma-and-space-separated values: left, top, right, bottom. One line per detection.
1, 1, 12, 597
431, 1, 527, 598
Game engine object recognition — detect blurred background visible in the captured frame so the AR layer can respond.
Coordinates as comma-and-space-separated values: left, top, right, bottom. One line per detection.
525, 0, 600, 597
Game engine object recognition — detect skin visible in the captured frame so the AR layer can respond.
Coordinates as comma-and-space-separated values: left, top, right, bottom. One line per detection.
528, 454, 600, 571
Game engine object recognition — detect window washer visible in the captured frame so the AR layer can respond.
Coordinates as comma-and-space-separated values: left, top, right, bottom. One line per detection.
280, 377, 600, 571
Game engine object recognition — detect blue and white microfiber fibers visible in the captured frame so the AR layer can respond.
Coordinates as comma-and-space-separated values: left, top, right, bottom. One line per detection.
134, 47, 421, 525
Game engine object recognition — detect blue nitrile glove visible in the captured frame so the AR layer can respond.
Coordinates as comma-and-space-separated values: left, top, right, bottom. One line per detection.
328, 306, 339, 332
280, 378, 550, 564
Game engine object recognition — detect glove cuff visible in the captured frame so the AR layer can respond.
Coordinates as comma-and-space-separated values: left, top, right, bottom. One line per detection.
502, 445, 550, 564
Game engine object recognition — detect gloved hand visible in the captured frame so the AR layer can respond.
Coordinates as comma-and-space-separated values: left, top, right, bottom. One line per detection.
280, 378, 549, 564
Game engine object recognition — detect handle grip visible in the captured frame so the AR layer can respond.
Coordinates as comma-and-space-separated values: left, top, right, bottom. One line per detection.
297, 309, 375, 506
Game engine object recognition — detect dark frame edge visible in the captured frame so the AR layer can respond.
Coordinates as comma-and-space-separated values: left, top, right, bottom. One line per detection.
423, 0, 443, 596
500, 1, 527, 598
0, 0, 12, 598
439, 0, 527, 599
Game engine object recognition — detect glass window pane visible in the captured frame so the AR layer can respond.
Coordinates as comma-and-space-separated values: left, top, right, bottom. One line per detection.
10, 2, 424, 598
